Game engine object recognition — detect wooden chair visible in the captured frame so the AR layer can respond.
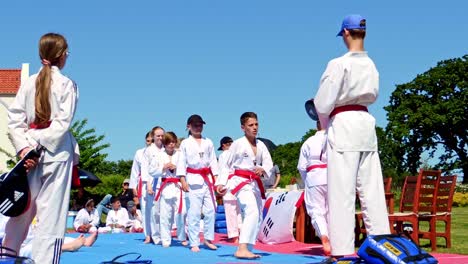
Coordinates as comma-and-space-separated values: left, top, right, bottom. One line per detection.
355, 177, 393, 245
388, 169, 440, 250
419, 175, 457, 249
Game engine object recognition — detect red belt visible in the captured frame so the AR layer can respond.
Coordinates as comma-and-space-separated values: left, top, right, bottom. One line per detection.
186, 167, 216, 207
228, 169, 266, 199
306, 164, 327, 172
29, 121, 52, 129
137, 174, 142, 198
329, 105, 368, 118
155, 178, 183, 214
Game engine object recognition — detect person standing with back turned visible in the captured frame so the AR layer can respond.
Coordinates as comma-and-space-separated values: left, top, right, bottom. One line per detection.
314, 15, 390, 257
4, 32, 79, 264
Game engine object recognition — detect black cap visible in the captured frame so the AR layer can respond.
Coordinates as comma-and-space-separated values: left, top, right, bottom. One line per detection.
218, 136, 233, 151
187, 114, 206, 125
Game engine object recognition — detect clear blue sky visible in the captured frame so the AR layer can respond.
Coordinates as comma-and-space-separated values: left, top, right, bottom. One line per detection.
1, 1, 467, 161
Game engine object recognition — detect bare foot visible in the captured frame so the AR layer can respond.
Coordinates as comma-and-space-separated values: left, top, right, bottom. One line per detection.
191, 246, 200, 252
144, 236, 151, 244
204, 240, 218, 250
62, 235, 85, 252
181, 241, 188, 246
234, 249, 261, 259
84, 232, 98, 247
321, 235, 331, 256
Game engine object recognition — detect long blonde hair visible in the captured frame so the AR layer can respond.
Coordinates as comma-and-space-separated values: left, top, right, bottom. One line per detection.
35, 33, 68, 125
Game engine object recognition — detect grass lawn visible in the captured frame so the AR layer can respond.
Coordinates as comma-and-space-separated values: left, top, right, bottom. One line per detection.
418, 206, 468, 255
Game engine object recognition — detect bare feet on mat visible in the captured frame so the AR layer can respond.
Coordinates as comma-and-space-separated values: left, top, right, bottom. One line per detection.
191, 246, 200, 252
204, 240, 218, 250
181, 240, 188, 246
62, 235, 85, 252
144, 236, 151, 244
321, 235, 331, 256
234, 250, 261, 259
84, 232, 98, 247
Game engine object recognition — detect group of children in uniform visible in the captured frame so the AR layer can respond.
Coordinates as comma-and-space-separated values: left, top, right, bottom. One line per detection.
2, 14, 390, 263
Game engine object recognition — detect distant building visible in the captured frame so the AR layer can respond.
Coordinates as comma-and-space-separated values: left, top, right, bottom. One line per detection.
0, 63, 29, 172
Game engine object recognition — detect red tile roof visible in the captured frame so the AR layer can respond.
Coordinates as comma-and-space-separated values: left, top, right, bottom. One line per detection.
0, 69, 21, 94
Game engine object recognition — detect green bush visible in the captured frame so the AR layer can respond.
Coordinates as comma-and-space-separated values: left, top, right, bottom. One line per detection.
87, 174, 126, 198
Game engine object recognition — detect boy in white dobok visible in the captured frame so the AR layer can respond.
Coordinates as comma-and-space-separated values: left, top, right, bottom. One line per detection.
216, 112, 273, 259
314, 14, 390, 256
297, 121, 330, 255
141, 126, 165, 244
177, 114, 219, 252
154, 132, 188, 247
99, 197, 129, 233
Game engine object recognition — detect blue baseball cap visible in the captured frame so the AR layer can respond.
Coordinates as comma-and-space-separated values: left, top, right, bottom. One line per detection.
337, 14, 366, 36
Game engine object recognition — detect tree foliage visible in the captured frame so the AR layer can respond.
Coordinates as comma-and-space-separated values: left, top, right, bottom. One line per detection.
70, 119, 111, 174
385, 55, 468, 183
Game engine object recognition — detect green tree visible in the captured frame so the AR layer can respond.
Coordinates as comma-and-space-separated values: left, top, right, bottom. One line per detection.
385, 55, 468, 183
376, 126, 409, 186
70, 119, 111, 174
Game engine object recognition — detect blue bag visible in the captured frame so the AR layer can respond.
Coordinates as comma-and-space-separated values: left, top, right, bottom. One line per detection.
357, 234, 438, 264
100, 253, 152, 264
319, 257, 365, 264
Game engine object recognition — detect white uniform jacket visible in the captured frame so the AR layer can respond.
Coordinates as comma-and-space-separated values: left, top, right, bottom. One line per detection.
129, 148, 145, 189
141, 143, 164, 188
8, 66, 79, 163
73, 208, 99, 230
106, 208, 130, 227
153, 150, 181, 199
216, 137, 273, 190
297, 130, 327, 187
314, 51, 379, 152
176, 136, 219, 185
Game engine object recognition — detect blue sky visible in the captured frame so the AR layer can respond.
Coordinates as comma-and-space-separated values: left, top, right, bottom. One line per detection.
1, 1, 467, 161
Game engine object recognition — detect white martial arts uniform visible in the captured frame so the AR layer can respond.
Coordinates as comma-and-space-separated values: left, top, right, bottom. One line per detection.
129, 147, 145, 194
153, 150, 188, 245
5, 66, 79, 264
176, 135, 219, 247
217, 137, 273, 246
73, 208, 99, 233
128, 209, 143, 232
315, 51, 390, 255
99, 207, 130, 233
141, 143, 164, 243
297, 130, 329, 238
218, 150, 241, 239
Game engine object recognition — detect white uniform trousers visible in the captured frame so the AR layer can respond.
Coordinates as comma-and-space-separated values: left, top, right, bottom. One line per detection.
186, 183, 215, 247
140, 182, 154, 237
3, 158, 72, 264
327, 147, 390, 256
236, 185, 263, 245
223, 192, 241, 238
159, 184, 187, 245
305, 184, 328, 238
151, 194, 161, 244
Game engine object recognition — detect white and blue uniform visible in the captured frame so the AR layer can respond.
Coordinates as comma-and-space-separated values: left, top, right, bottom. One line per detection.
141, 143, 164, 243
73, 208, 99, 233
315, 51, 390, 255
176, 136, 219, 247
6, 66, 79, 264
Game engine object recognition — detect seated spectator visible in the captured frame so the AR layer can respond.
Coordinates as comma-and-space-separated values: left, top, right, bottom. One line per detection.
74, 199, 99, 233
119, 178, 138, 209
98, 197, 129, 233
70, 186, 92, 211
126, 201, 143, 233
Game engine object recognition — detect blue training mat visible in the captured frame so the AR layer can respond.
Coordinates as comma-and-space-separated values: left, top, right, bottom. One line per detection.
60, 233, 326, 264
